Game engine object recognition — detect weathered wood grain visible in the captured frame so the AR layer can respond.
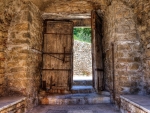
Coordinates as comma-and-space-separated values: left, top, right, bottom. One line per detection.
42, 21, 73, 91
92, 11, 104, 92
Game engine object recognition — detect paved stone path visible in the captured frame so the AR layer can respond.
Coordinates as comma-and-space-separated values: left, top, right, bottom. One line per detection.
29, 104, 120, 113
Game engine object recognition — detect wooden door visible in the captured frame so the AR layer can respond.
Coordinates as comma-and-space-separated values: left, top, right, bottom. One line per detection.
42, 20, 73, 92
91, 11, 104, 92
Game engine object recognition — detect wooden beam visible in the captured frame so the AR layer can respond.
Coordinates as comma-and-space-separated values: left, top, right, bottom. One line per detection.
42, 13, 91, 20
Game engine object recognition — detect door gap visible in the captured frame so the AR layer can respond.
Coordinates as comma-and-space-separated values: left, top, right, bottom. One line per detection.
73, 27, 92, 86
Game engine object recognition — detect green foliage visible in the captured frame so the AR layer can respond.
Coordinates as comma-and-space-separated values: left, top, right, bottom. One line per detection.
73, 27, 91, 43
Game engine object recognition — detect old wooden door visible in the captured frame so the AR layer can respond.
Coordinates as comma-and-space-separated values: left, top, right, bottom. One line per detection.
42, 20, 73, 92
91, 11, 104, 92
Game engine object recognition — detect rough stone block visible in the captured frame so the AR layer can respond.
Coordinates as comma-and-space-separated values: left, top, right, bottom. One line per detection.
11, 39, 31, 45
117, 71, 128, 75
13, 72, 27, 79
0, 77, 4, 85
117, 52, 124, 57
145, 50, 150, 57
14, 23, 29, 31
117, 58, 134, 63
116, 63, 127, 69
0, 69, 4, 74
0, 52, 4, 58
21, 11, 32, 23
9, 67, 26, 73
0, 74, 4, 78
23, 32, 31, 38
134, 57, 141, 62
147, 61, 150, 67
0, 31, 3, 37
116, 25, 130, 33
132, 43, 142, 51
128, 63, 140, 70
0, 61, 4, 68
41, 97, 49, 104
117, 44, 131, 51
0, 45, 4, 51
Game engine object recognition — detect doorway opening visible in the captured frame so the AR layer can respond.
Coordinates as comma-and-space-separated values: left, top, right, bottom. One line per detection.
41, 11, 105, 93
73, 27, 93, 87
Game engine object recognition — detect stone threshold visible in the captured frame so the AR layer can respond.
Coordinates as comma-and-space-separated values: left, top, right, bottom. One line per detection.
0, 96, 26, 111
120, 95, 150, 113
40, 93, 110, 105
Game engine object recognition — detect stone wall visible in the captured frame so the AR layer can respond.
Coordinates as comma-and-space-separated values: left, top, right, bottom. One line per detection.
0, 0, 10, 96
23, 0, 108, 14
134, 0, 150, 95
73, 40, 92, 76
116, 0, 150, 96
0, 0, 43, 109
103, 0, 143, 104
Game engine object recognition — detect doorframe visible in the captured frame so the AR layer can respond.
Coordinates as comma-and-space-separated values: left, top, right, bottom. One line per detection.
91, 10, 96, 88
72, 26, 92, 83
91, 10, 105, 92
41, 17, 105, 91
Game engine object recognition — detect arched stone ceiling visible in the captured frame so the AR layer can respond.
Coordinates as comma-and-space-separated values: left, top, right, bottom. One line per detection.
23, 0, 112, 19
24, 0, 110, 13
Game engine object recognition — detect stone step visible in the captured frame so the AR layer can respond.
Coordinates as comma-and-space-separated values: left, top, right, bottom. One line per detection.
40, 93, 111, 105
0, 96, 26, 113
73, 80, 92, 86
71, 86, 95, 94
100, 91, 111, 96
120, 95, 150, 113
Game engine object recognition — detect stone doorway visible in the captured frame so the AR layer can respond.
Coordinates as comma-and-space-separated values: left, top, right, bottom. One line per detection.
41, 12, 105, 93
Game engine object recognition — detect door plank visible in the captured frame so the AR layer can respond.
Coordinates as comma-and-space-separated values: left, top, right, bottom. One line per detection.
42, 20, 73, 91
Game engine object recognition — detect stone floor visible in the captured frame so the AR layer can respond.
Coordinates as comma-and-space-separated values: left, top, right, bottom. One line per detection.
73, 75, 92, 80
71, 86, 95, 94
28, 104, 120, 113
72, 86, 93, 90
73, 80, 92, 86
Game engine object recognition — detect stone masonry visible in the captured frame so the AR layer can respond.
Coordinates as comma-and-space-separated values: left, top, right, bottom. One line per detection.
103, 0, 150, 105
103, 1, 143, 105
73, 40, 92, 77
0, 0, 43, 109
134, 0, 150, 95
119, 0, 150, 96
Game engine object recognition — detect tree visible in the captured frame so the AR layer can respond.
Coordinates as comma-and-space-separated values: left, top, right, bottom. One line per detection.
73, 27, 91, 43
